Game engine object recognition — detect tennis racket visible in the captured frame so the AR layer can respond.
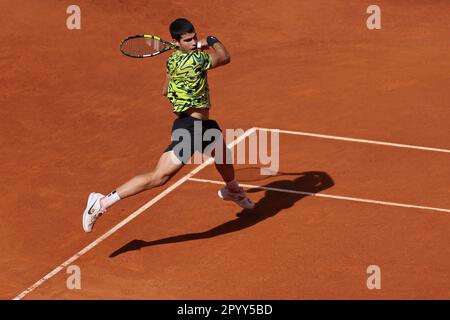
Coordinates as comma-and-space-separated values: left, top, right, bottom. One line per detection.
120, 34, 179, 58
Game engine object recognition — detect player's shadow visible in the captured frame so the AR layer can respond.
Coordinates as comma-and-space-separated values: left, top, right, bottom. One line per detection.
109, 171, 334, 258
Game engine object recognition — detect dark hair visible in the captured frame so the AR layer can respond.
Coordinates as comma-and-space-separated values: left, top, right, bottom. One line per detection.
169, 18, 195, 41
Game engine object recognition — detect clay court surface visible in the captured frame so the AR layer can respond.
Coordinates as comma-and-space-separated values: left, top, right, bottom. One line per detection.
1, 0, 449, 299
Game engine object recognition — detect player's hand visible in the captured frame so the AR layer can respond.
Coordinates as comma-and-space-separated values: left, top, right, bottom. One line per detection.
197, 38, 209, 50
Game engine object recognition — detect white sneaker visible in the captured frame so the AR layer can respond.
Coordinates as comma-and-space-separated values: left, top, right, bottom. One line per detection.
218, 187, 255, 209
82, 192, 107, 233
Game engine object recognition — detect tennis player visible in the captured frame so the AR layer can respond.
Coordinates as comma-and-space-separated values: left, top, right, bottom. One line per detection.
83, 18, 254, 233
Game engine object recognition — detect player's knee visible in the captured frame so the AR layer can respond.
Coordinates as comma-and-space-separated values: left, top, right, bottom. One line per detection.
157, 174, 171, 186
145, 172, 170, 188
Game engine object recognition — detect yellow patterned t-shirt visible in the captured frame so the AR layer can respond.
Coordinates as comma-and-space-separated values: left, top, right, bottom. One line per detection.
166, 50, 212, 113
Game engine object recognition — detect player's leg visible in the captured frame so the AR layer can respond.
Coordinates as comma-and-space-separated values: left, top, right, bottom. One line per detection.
83, 113, 192, 232
210, 138, 255, 210
113, 151, 183, 200
82, 151, 183, 233
211, 141, 238, 189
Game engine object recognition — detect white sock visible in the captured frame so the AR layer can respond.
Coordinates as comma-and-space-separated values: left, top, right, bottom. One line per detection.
226, 179, 240, 192
101, 191, 121, 209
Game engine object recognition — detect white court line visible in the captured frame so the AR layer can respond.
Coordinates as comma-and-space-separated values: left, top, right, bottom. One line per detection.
13, 128, 257, 300
188, 177, 450, 214
256, 127, 450, 154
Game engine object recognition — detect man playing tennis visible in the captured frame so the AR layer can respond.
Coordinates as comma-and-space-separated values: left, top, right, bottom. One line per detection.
83, 18, 254, 233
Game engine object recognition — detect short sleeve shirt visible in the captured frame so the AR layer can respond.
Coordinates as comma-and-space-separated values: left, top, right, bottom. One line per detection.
166, 50, 212, 113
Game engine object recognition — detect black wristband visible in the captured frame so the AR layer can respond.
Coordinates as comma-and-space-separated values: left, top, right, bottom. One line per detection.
207, 36, 220, 47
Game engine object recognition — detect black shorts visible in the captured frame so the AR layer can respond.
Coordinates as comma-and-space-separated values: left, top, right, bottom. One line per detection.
164, 114, 223, 164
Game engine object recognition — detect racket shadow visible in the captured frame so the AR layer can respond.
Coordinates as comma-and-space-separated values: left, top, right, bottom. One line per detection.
109, 171, 334, 258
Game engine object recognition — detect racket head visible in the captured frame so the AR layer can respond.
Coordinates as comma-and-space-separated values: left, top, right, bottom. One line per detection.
120, 34, 179, 58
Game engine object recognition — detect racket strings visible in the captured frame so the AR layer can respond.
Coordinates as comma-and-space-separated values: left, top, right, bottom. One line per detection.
122, 37, 167, 56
